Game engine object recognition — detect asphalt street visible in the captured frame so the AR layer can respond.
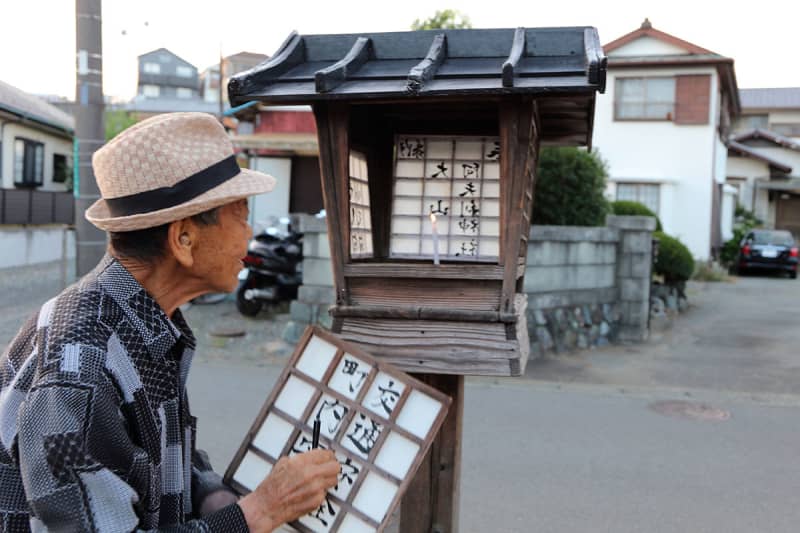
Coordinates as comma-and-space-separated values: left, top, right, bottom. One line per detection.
3, 265, 800, 532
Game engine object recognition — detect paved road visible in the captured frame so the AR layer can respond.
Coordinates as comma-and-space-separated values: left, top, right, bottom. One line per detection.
526, 275, 800, 396
3, 266, 800, 531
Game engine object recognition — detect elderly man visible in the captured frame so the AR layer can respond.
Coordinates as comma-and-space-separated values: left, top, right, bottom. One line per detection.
0, 113, 339, 532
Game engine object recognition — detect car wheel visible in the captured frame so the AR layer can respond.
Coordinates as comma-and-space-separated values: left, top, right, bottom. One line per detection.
236, 282, 262, 316
791, 271, 797, 280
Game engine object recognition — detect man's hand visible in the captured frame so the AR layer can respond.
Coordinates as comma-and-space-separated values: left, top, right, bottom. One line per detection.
238, 449, 339, 533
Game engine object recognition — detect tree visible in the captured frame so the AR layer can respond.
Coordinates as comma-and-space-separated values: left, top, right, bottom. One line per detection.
531, 147, 609, 226
411, 9, 472, 30
105, 110, 138, 141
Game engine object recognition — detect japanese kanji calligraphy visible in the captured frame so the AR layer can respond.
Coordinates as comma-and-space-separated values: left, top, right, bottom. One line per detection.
390, 135, 501, 261
225, 327, 451, 533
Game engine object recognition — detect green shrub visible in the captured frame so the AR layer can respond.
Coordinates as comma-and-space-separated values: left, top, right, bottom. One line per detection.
654, 232, 694, 283
720, 205, 762, 267
610, 200, 663, 231
532, 147, 609, 226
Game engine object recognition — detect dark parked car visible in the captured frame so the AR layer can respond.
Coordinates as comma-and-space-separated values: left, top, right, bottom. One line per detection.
736, 229, 798, 278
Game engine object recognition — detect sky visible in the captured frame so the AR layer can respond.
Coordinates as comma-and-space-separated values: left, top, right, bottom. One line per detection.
1, 0, 798, 102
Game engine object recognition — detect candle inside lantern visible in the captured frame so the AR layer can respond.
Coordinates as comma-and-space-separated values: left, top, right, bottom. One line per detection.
430, 213, 440, 265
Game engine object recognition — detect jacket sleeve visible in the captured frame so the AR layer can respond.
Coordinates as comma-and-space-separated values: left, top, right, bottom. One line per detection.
16, 349, 249, 533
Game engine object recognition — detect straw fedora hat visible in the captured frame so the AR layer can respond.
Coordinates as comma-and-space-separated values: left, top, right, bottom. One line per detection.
86, 112, 276, 232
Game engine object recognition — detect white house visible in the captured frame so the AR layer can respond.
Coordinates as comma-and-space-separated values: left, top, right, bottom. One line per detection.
592, 19, 740, 259
1, 80, 73, 193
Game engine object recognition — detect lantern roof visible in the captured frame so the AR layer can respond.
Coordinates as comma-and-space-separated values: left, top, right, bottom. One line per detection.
229, 27, 606, 145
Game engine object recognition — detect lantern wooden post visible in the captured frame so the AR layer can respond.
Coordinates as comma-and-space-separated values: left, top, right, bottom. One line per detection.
227, 26, 606, 532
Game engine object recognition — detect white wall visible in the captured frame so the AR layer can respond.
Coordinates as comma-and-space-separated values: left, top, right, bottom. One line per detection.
593, 66, 720, 259
0, 226, 75, 268
608, 36, 688, 57
727, 157, 769, 211
1, 122, 72, 191
721, 185, 736, 241
249, 157, 292, 231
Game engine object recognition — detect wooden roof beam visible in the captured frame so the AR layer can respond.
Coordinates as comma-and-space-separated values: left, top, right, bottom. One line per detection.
406, 34, 447, 94
315, 37, 372, 93
228, 31, 304, 102
583, 28, 607, 93
502, 28, 526, 87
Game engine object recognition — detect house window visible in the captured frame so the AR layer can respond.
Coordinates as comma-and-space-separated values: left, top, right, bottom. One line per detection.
616, 183, 660, 214
772, 123, 800, 138
142, 84, 160, 98
53, 154, 69, 183
614, 77, 675, 120
176, 87, 193, 99
176, 65, 193, 77
143, 62, 161, 74
735, 114, 768, 132
13, 138, 44, 187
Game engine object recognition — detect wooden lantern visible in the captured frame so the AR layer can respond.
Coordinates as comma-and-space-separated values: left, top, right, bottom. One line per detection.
230, 28, 606, 377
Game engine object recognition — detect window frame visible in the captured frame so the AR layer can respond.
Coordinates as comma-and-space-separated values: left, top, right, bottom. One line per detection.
615, 182, 661, 215
613, 76, 676, 122
142, 62, 161, 74
176, 65, 194, 78
53, 153, 69, 184
13, 137, 45, 188
142, 84, 160, 98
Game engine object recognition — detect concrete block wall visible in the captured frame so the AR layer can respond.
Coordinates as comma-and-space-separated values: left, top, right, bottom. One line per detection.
607, 215, 657, 343
282, 214, 336, 343
0, 226, 75, 269
282, 214, 656, 355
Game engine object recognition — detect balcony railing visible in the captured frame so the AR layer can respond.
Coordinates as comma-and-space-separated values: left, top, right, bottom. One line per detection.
0, 188, 74, 225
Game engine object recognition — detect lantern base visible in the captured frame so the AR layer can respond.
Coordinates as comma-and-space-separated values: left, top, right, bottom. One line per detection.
332, 294, 529, 377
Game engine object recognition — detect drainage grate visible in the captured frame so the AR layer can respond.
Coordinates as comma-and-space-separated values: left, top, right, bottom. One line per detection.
649, 400, 730, 422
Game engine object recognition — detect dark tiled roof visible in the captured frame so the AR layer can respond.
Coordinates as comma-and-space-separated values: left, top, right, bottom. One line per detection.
739, 87, 800, 109
733, 129, 800, 152
727, 140, 792, 174
0, 79, 74, 133
229, 28, 606, 104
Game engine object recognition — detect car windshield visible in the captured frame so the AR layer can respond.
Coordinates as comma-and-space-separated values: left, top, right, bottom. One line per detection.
750, 230, 794, 246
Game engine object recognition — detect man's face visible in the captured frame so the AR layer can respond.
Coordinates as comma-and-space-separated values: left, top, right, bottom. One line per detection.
192, 199, 252, 294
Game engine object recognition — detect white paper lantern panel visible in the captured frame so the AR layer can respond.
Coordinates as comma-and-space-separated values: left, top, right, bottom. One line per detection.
351, 472, 398, 524
454, 140, 483, 160
342, 413, 384, 460
396, 390, 443, 440
332, 453, 362, 500
374, 431, 419, 480
296, 335, 337, 381
362, 372, 406, 419
426, 139, 452, 160
308, 394, 350, 441
274, 375, 316, 419
253, 413, 295, 459
337, 514, 376, 533
233, 451, 272, 492
298, 496, 340, 533
328, 354, 372, 400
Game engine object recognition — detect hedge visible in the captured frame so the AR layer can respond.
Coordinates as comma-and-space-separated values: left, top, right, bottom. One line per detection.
610, 200, 663, 231
653, 231, 694, 283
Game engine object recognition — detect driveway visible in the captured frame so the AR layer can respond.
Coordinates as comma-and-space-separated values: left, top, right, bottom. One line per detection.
525, 274, 800, 396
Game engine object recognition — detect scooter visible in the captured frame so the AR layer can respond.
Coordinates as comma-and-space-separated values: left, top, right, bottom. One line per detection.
236, 220, 303, 316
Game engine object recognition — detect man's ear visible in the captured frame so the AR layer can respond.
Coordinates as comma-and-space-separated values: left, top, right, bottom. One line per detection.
167, 219, 197, 268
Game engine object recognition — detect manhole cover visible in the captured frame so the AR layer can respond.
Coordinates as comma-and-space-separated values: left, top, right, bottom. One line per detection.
649, 400, 730, 422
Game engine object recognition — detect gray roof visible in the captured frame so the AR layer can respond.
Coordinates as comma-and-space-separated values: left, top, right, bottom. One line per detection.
727, 140, 792, 174
733, 129, 800, 152
0, 79, 74, 133
740, 88, 800, 109
229, 27, 606, 146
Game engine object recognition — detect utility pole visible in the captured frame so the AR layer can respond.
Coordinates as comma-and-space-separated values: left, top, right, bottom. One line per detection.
74, 0, 106, 276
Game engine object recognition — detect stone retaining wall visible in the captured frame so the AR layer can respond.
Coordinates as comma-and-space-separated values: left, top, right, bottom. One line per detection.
283, 214, 657, 358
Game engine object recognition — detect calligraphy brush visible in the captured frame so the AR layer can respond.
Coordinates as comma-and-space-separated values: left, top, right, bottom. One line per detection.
312, 414, 321, 449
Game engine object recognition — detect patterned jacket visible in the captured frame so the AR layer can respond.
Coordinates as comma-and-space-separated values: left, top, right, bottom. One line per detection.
0, 256, 249, 532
